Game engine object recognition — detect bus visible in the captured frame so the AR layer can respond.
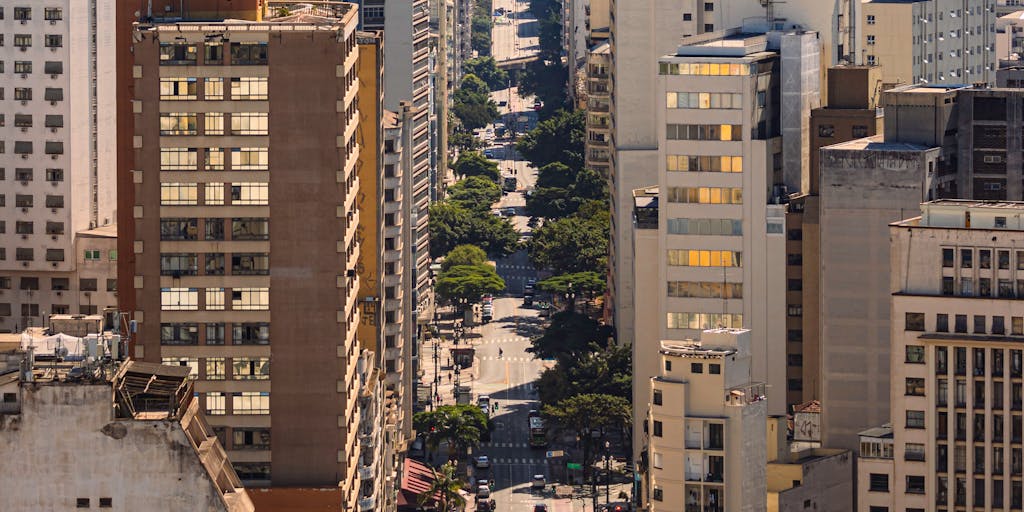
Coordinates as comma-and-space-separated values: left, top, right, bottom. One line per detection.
528, 416, 548, 447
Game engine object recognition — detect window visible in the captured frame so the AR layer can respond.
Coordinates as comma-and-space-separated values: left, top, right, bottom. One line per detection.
233, 428, 271, 450
160, 43, 197, 64
99, 498, 112, 508
905, 476, 925, 494
665, 155, 743, 172
161, 183, 198, 205
905, 312, 925, 331
867, 35, 875, 45
233, 323, 270, 345
159, 78, 197, 100
955, 314, 968, 333
666, 281, 741, 299
852, 125, 869, 138
232, 392, 270, 414
51, 278, 69, 291
76, 498, 89, 508
905, 345, 925, 363
981, 249, 992, 269
232, 254, 270, 275
206, 148, 224, 169
44, 35, 62, 48
659, 62, 750, 76
13, 34, 31, 48
652, 389, 662, 406
788, 305, 803, 317
79, 278, 97, 291
204, 113, 224, 135
205, 392, 226, 415
205, 253, 225, 275
160, 323, 199, 345
205, 288, 224, 310
205, 218, 224, 240
667, 312, 743, 329
665, 218, 742, 236
905, 378, 925, 396
961, 248, 973, 268
231, 77, 268, 100
974, 315, 986, 334
906, 410, 925, 429
44, 61, 62, 75
160, 288, 199, 311
666, 186, 742, 204
666, 250, 741, 267
160, 218, 198, 241
160, 253, 198, 276
233, 358, 270, 380
204, 43, 224, 65
652, 487, 663, 502
204, 183, 225, 205
231, 148, 268, 170
106, 279, 117, 292
45, 249, 63, 262
665, 92, 744, 110
665, 360, 672, 371
14, 61, 31, 74
232, 288, 269, 310
19, 278, 39, 290
942, 248, 955, 267
45, 168, 62, 182
21, 304, 39, 317
230, 113, 268, 135
44, 142, 63, 155
999, 250, 1010, 269
44, 8, 62, 20
230, 183, 268, 205
14, 7, 31, 20
665, 123, 743, 141
818, 124, 835, 137
230, 42, 268, 65
15, 88, 32, 101
160, 148, 198, 170
652, 420, 663, 437
14, 169, 31, 182
709, 364, 721, 374
867, 15, 875, 24
905, 443, 925, 461
204, 77, 224, 100
869, 473, 889, 492
691, 363, 703, 374
16, 248, 34, 261
160, 113, 198, 135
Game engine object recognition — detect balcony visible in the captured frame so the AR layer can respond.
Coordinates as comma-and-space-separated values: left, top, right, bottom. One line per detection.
358, 496, 376, 511
588, 138, 609, 147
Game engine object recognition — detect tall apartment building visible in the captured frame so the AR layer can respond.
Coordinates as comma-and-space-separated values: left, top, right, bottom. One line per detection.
858, 200, 1024, 512
129, 6, 365, 499
862, 0, 997, 86
609, 0, 858, 349
0, 0, 118, 332
643, 329, 767, 512
583, 42, 611, 177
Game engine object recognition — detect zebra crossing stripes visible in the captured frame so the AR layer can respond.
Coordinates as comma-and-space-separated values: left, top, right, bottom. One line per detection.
481, 356, 533, 362
481, 442, 529, 448
480, 337, 530, 344
496, 264, 533, 270
485, 458, 545, 465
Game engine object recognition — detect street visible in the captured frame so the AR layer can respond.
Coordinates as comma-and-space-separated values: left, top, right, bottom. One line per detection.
490, 0, 540, 65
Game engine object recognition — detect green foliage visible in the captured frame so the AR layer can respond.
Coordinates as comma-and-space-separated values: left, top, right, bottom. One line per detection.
528, 210, 609, 274
459, 73, 490, 96
436, 264, 506, 305
517, 60, 568, 116
536, 271, 606, 297
516, 109, 585, 171
414, 404, 491, 459
417, 462, 467, 511
447, 176, 502, 212
528, 310, 614, 362
535, 162, 574, 190
526, 163, 608, 219
441, 244, 489, 272
541, 393, 631, 481
429, 201, 518, 258
452, 151, 501, 183
453, 76, 500, 131
464, 57, 509, 91
538, 13, 564, 57
536, 343, 631, 408
470, 0, 493, 56
449, 131, 482, 151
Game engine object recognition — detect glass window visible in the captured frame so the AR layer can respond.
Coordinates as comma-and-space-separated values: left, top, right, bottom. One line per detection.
906, 312, 925, 331
231, 288, 269, 310
231, 392, 270, 414
159, 113, 197, 135
906, 410, 925, 429
205, 288, 224, 310
204, 183, 224, 205
159, 78, 197, 100
231, 148, 268, 170
204, 113, 224, 135
160, 288, 199, 311
204, 77, 224, 100
160, 148, 198, 170
160, 323, 199, 344
233, 323, 270, 345
233, 358, 270, 380
160, 183, 198, 205
232, 218, 270, 240
205, 393, 226, 415
160, 218, 198, 241
206, 148, 225, 170
205, 357, 225, 380
230, 183, 268, 205
906, 345, 925, 363
230, 77, 268, 100
159, 43, 197, 64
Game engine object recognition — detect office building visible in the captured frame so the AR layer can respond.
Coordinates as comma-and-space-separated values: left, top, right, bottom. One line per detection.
129, 5, 364, 499
610, 0, 858, 351
862, 0, 997, 86
858, 200, 1024, 512
0, 0, 118, 332
0, 355, 254, 511
643, 329, 767, 512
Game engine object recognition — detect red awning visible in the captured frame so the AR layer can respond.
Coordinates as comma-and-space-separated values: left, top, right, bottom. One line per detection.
399, 458, 439, 509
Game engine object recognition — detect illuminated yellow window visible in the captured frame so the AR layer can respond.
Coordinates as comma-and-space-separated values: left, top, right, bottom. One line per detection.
666, 92, 678, 109
731, 189, 743, 204
698, 188, 710, 203
667, 155, 678, 171
710, 188, 722, 204
720, 156, 732, 172
732, 156, 743, 172
721, 252, 733, 267
710, 251, 722, 267
720, 124, 733, 141
688, 251, 700, 266
205, 113, 224, 135
204, 183, 224, 205
699, 251, 710, 266
709, 63, 720, 75
698, 93, 711, 109
699, 63, 710, 75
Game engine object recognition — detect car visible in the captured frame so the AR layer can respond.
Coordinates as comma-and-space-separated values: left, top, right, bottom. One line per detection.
475, 455, 491, 469
533, 505, 548, 512
479, 404, 490, 416
483, 149, 495, 158
503, 207, 517, 216
476, 485, 491, 499
528, 409, 540, 418
531, 475, 546, 489
497, 100, 508, 107
476, 499, 496, 512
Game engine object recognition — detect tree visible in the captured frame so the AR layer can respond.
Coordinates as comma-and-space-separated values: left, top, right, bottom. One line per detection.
516, 109, 584, 170
417, 461, 467, 512
436, 264, 506, 306
536, 343, 631, 407
453, 75, 499, 131
452, 152, 501, 183
537, 271, 606, 311
449, 132, 481, 152
414, 404, 491, 459
535, 162, 575, 190
525, 186, 576, 219
464, 57, 509, 91
429, 201, 519, 258
528, 310, 614, 363
542, 394, 631, 484
441, 245, 488, 272
517, 60, 568, 116
447, 175, 501, 211
528, 212, 609, 274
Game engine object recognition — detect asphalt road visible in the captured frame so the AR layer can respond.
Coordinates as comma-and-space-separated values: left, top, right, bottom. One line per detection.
491, 0, 540, 64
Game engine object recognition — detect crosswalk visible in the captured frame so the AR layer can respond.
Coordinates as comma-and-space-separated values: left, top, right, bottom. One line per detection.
479, 337, 530, 345
486, 457, 546, 465
481, 356, 534, 362
481, 442, 530, 448
496, 264, 533, 270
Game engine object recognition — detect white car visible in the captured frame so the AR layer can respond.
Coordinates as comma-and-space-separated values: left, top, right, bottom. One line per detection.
531, 474, 546, 489
476, 485, 491, 499
476, 455, 491, 469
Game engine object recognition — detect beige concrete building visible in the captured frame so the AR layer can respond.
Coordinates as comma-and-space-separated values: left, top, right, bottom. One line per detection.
128, 5, 365, 499
767, 448, 854, 512
862, 0, 997, 86
584, 42, 611, 177
0, 356, 253, 511
858, 200, 1024, 511
644, 329, 767, 512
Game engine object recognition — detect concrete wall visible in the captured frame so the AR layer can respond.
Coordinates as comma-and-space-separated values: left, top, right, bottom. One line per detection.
770, 451, 853, 512
780, 32, 821, 193
0, 384, 232, 511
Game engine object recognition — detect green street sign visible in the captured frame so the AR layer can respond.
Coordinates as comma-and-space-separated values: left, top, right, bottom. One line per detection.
566, 463, 583, 470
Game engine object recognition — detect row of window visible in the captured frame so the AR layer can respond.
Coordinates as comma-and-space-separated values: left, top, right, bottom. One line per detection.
935, 476, 1024, 509
160, 218, 269, 241
160, 322, 269, 345
666, 187, 743, 205
160, 182, 268, 206
203, 391, 269, 415
666, 218, 742, 236
667, 249, 741, 268
866, 473, 926, 495
667, 281, 742, 299
1, 7, 64, 20
6, 247, 66, 262
658, 61, 753, 76
0, 219, 64, 235
5, 34, 64, 48
665, 92, 744, 110
666, 123, 743, 141
160, 42, 268, 66
935, 442, 1024, 475
163, 356, 269, 381
161, 253, 269, 276
934, 377, 1024, 411
0, 275, 115, 291
666, 312, 743, 330
160, 77, 268, 101
0, 303, 107, 317
2, 141, 64, 154
817, 123, 869, 139
160, 287, 268, 311
3, 114, 64, 130
160, 147, 267, 171
159, 112, 268, 136
666, 155, 743, 173
2, 60, 63, 75
906, 311, 1024, 336
1, 193, 64, 208
942, 247, 1023, 270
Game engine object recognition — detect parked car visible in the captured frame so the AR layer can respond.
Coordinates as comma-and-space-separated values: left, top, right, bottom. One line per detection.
531, 475, 546, 489
476, 485, 491, 499
475, 455, 491, 469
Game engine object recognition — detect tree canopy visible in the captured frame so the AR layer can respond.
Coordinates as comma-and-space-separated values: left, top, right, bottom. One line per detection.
536, 343, 631, 408
517, 60, 568, 118
414, 404, 491, 459
441, 244, 488, 272
536, 271, 606, 298
452, 151, 501, 183
453, 75, 499, 131
436, 264, 505, 305
528, 310, 615, 363
429, 201, 518, 258
417, 462, 467, 512
516, 109, 585, 171
464, 56, 509, 91
526, 164, 608, 219
528, 209, 609, 274
447, 175, 502, 212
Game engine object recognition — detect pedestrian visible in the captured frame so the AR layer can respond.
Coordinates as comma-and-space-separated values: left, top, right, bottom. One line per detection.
448, 372, 452, 382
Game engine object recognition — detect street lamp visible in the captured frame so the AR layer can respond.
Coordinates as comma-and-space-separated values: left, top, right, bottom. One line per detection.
605, 440, 611, 506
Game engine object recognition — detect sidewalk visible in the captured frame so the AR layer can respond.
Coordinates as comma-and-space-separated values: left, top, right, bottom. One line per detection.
419, 310, 485, 409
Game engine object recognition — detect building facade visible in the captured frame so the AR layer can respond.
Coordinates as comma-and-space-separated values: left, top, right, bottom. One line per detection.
644, 329, 767, 512
862, 0, 997, 86
129, 7, 364, 500
0, 0, 118, 332
859, 200, 1024, 511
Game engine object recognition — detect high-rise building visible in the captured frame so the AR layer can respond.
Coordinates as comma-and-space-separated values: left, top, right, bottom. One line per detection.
861, 0, 997, 86
643, 329, 767, 512
858, 199, 1024, 512
583, 42, 611, 177
0, 0, 118, 332
129, 6, 364, 500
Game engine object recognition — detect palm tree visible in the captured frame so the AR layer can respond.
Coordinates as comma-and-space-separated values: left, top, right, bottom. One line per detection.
414, 405, 489, 460
417, 461, 467, 511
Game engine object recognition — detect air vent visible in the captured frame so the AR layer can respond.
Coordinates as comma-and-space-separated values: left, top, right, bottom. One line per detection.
20, 74, 27, 79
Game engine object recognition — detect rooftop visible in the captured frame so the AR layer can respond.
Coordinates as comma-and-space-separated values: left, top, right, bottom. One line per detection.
858, 424, 894, 439
891, 199, 1024, 229
77, 224, 117, 238
139, 2, 355, 31
823, 134, 933, 152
